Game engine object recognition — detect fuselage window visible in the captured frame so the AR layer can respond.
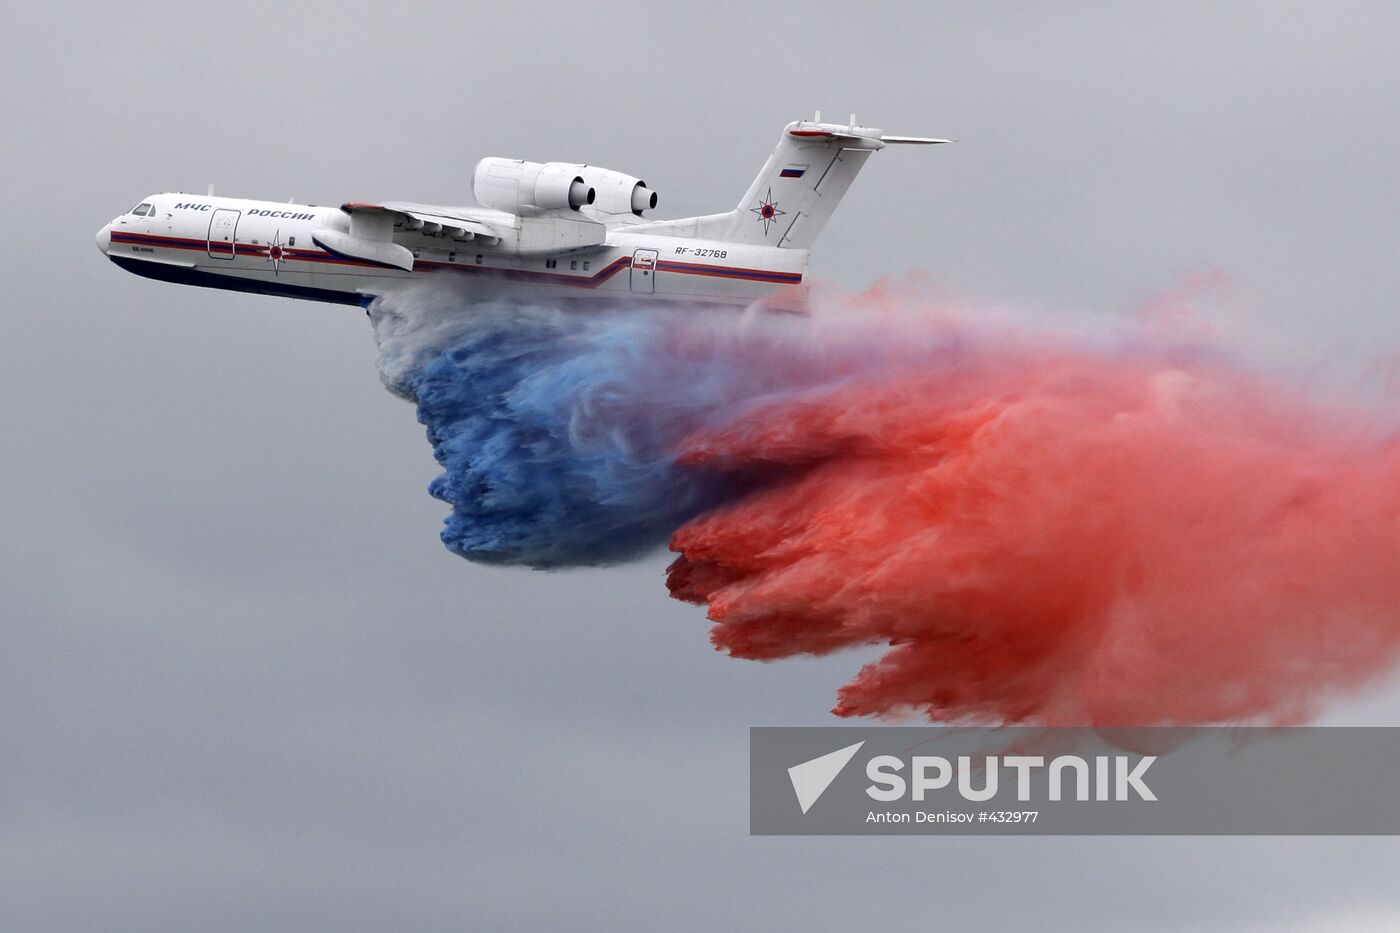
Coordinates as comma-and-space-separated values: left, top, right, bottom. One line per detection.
570, 260, 578, 271
288, 236, 295, 246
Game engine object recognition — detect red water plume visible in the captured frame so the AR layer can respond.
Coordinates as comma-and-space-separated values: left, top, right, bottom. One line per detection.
667, 305, 1400, 726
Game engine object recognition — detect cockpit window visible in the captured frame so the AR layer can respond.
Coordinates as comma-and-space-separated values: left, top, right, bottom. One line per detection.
130, 202, 153, 216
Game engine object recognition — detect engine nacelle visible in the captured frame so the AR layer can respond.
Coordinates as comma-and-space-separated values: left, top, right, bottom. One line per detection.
575, 166, 658, 216
472, 158, 595, 214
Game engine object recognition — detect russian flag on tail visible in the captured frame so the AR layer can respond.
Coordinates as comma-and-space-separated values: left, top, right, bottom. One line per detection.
780, 165, 806, 179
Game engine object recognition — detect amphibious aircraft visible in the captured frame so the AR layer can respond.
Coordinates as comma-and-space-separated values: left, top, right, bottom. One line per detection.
96, 115, 947, 307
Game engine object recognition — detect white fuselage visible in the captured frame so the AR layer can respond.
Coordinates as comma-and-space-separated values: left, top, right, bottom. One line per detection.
96, 193, 808, 308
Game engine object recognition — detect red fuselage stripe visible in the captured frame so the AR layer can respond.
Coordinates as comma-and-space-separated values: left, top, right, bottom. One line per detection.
110, 230, 802, 287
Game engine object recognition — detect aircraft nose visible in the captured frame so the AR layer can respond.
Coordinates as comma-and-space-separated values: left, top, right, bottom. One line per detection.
95, 223, 111, 254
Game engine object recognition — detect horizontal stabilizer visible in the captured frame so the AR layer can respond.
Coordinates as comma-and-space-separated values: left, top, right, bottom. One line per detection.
879, 135, 953, 145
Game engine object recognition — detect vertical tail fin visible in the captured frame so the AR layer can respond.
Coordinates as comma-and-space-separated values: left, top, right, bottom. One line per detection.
648, 117, 948, 249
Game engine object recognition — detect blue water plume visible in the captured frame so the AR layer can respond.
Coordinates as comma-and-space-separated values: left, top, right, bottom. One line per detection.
369, 283, 796, 567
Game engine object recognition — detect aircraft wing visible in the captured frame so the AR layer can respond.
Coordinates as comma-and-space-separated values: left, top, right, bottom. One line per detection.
341, 201, 502, 244
334, 199, 605, 260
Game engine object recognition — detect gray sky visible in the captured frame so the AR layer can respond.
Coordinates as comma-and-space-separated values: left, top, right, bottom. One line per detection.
3, 2, 1399, 930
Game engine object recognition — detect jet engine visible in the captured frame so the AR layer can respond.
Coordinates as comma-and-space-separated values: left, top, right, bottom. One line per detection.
575, 166, 658, 216
472, 158, 595, 214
